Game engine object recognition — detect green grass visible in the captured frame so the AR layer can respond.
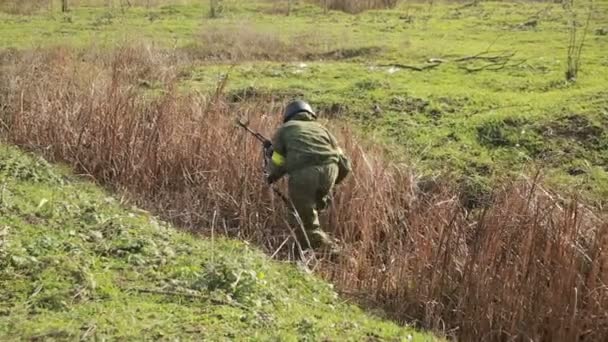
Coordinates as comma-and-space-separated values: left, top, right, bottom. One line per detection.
181, 1, 608, 201
0, 145, 436, 340
1, 0, 607, 202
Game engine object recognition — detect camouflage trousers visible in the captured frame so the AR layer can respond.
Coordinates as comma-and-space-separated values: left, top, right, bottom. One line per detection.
288, 163, 339, 250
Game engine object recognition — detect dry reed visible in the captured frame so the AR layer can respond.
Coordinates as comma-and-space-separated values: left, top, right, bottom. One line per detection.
1, 46, 607, 341
188, 22, 362, 62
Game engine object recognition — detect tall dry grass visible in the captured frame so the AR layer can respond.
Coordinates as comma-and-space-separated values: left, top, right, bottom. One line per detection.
190, 19, 382, 63
191, 23, 358, 62
0, 0, 196, 13
308, 0, 399, 13
1, 46, 607, 341
0, 0, 49, 14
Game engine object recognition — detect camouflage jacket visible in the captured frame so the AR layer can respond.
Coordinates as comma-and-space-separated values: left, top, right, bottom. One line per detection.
268, 112, 343, 181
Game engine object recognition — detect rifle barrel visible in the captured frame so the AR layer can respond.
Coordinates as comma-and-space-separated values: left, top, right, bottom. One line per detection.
237, 121, 269, 143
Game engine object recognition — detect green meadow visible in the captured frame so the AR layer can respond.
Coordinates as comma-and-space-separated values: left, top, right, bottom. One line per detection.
2, 0, 607, 201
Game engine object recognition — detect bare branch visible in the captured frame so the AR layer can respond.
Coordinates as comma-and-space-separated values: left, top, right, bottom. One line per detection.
379, 62, 442, 71
459, 58, 526, 73
454, 51, 515, 63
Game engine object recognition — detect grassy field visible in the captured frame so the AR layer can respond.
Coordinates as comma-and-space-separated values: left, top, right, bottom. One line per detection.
2, 42, 606, 341
1, 1, 608, 202
0, 145, 435, 340
1, 1, 608, 340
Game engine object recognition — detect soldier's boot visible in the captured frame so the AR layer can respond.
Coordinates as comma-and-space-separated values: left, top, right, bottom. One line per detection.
307, 229, 333, 249
308, 229, 342, 258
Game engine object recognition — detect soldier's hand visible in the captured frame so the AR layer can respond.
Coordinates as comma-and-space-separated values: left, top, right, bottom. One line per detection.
264, 146, 274, 160
266, 174, 278, 185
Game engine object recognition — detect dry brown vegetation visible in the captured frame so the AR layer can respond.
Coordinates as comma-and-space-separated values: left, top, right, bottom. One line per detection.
0, 0, 49, 15
0, 0, 397, 15
1, 46, 607, 341
190, 22, 360, 62
307, 0, 399, 13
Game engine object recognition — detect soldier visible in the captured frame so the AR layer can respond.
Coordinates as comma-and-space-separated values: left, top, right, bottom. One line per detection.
266, 100, 351, 251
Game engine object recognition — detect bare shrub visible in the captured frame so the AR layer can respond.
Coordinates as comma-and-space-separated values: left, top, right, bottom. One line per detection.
193, 23, 292, 61
308, 0, 399, 13
1, 46, 607, 341
564, 0, 593, 82
189, 22, 366, 61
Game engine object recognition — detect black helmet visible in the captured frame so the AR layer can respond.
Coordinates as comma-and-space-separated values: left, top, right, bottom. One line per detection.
283, 100, 316, 122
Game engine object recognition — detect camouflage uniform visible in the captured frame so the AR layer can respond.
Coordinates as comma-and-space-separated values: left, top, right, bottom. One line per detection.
267, 112, 345, 250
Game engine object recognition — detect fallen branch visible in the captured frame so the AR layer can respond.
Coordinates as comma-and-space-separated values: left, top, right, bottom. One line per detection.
428, 58, 447, 64
455, 50, 526, 72
516, 19, 538, 29
378, 62, 442, 71
459, 58, 526, 73
378, 50, 525, 73
454, 51, 515, 62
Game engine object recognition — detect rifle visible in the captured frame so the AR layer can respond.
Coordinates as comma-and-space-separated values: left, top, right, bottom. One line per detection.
236, 117, 273, 169
236, 118, 271, 147
236, 117, 290, 205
